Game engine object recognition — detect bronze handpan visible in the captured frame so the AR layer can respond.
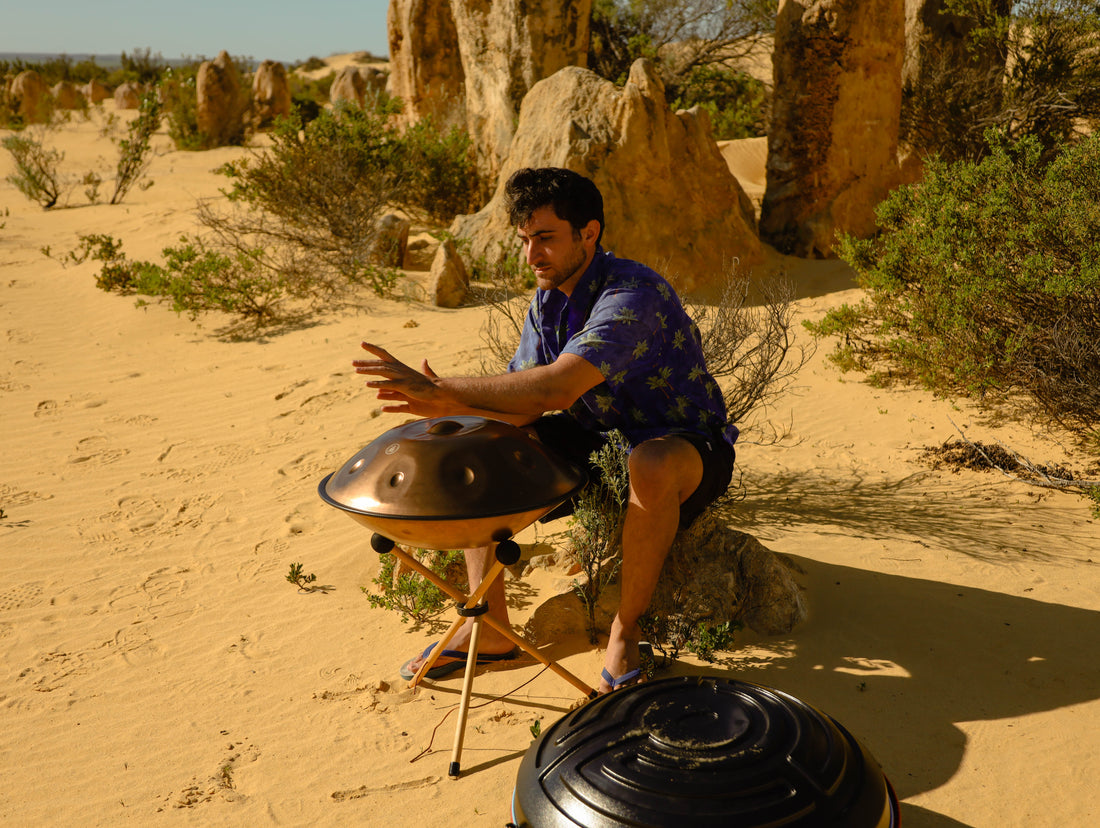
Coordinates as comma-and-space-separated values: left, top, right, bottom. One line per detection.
318, 416, 586, 549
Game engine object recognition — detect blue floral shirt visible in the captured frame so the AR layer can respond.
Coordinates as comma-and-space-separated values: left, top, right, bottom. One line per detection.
508, 249, 737, 448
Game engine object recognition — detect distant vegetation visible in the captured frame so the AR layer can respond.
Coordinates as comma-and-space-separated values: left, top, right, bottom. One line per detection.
0, 48, 335, 137
902, 0, 1100, 164
1, 49, 180, 90
588, 0, 774, 139
70, 95, 478, 324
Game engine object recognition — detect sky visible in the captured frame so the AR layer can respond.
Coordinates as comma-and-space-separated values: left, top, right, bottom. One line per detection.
3, 0, 391, 63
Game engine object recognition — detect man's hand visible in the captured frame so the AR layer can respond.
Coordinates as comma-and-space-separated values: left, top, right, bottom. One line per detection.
352, 341, 604, 425
352, 342, 454, 418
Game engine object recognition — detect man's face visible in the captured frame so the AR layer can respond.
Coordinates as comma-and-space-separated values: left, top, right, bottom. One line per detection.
516, 205, 596, 296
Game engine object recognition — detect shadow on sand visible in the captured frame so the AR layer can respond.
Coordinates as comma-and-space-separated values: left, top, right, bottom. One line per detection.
651, 466, 1100, 827
676, 555, 1100, 825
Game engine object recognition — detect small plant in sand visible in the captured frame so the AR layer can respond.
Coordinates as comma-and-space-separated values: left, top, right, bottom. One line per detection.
566, 431, 630, 644
2, 130, 65, 208
286, 562, 317, 590
109, 89, 161, 204
365, 548, 467, 628
641, 613, 740, 663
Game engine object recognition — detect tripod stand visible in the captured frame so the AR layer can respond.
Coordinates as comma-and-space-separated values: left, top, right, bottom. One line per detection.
370, 533, 596, 778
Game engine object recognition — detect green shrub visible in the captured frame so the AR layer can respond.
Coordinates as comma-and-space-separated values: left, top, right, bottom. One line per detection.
807, 131, 1100, 440
567, 432, 631, 644
208, 102, 403, 291
160, 66, 206, 150
205, 98, 477, 298
2, 132, 65, 208
110, 90, 160, 204
72, 233, 287, 321
287, 70, 334, 125
398, 115, 479, 221
365, 549, 468, 627
669, 65, 767, 140
903, 0, 1100, 163
106, 48, 168, 88
293, 56, 328, 73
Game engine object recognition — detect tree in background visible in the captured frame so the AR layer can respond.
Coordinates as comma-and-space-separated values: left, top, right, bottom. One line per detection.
903, 0, 1100, 164
588, 0, 774, 139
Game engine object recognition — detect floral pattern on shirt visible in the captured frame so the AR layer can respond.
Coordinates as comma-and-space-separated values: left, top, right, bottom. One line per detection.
508, 249, 738, 448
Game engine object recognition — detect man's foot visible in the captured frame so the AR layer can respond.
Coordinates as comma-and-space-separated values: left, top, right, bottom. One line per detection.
400, 642, 517, 680
600, 666, 643, 692
598, 621, 652, 694
398, 622, 517, 681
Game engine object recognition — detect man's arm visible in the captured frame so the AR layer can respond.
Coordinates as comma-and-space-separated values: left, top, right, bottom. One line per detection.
353, 342, 604, 424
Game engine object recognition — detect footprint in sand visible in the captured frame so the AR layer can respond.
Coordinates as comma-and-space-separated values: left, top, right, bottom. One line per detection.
0, 373, 29, 392
0, 483, 52, 508
169, 739, 260, 809
274, 378, 312, 401
331, 775, 440, 802
17, 649, 87, 694
68, 435, 130, 466
0, 582, 44, 612
226, 631, 274, 661
33, 400, 58, 418
236, 538, 287, 583
106, 566, 191, 615
117, 494, 167, 533
111, 623, 160, 666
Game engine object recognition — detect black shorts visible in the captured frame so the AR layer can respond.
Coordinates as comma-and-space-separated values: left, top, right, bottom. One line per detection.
530, 414, 735, 529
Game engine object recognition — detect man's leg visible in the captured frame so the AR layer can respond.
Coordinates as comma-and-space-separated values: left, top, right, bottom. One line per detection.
600, 435, 703, 692
401, 546, 516, 675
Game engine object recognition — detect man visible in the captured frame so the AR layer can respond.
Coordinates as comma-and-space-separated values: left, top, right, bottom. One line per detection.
353, 167, 736, 693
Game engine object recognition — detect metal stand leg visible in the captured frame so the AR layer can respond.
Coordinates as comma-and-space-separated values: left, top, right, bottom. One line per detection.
370, 534, 597, 777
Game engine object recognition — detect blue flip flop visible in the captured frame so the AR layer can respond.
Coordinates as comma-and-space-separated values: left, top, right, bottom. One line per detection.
600, 667, 642, 691
399, 642, 517, 681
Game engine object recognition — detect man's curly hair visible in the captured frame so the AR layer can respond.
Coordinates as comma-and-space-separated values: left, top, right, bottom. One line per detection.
503, 167, 605, 245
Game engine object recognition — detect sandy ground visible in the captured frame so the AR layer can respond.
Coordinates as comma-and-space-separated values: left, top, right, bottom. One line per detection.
2, 99, 1098, 828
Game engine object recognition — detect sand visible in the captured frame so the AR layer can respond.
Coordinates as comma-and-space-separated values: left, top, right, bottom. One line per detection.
2, 96, 1098, 828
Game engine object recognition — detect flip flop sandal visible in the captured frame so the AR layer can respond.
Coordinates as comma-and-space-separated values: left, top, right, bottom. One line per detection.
400, 642, 517, 681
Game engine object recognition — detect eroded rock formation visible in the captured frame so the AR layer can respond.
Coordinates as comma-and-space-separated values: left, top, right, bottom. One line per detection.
761, 0, 904, 257
430, 238, 470, 308
446, 0, 592, 183
387, 0, 466, 131
113, 82, 141, 110
252, 60, 291, 128
11, 70, 49, 123
196, 51, 246, 146
330, 65, 367, 107
524, 511, 806, 647
83, 78, 110, 104
51, 81, 83, 110
452, 60, 762, 297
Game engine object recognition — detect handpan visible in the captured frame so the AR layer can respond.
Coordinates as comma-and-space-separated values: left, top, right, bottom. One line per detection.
318, 416, 586, 549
